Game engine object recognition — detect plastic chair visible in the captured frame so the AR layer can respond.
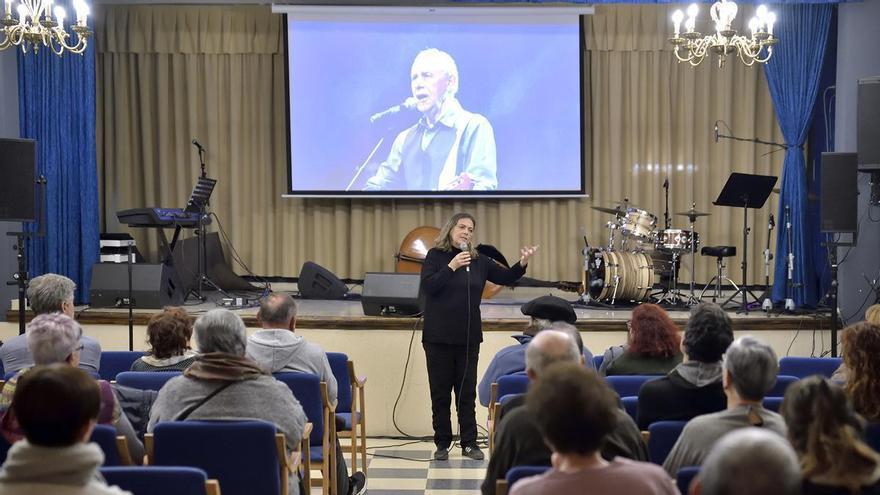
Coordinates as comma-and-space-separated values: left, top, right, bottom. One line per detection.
647, 420, 687, 465
101, 466, 220, 495
762, 396, 784, 413
606, 375, 660, 398
767, 375, 799, 397
779, 357, 843, 379
327, 352, 367, 474
274, 372, 335, 495
621, 396, 639, 422
116, 371, 181, 391
147, 419, 292, 495
91, 424, 133, 466
677, 466, 700, 494
99, 351, 146, 381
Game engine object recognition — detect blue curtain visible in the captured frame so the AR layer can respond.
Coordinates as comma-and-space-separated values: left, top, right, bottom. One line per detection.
764, 4, 833, 308
17, 5, 99, 304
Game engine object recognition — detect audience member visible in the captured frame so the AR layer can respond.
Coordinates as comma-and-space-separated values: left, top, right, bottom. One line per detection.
689, 428, 801, 495
840, 322, 880, 421
782, 375, 880, 494
663, 336, 786, 475
637, 302, 733, 429
131, 307, 198, 371
478, 295, 593, 407
246, 293, 338, 406
833, 309, 880, 383
599, 303, 682, 376
0, 313, 143, 463
481, 330, 647, 495
508, 362, 677, 495
148, 308, 365, 495
0, 364, 131, 494
0, 273, 101, 374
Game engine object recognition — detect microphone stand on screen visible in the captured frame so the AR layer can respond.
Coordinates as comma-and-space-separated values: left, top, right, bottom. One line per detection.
346, 137, 385, 192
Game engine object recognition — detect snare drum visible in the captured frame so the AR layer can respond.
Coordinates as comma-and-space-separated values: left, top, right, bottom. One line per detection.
619, 208, 657, 241
583, 250, 655, 303
655, 229, 700, 252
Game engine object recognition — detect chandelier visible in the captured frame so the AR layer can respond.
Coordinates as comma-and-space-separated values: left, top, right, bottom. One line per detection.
668, 0, 777, 68
1, 0, 91, 55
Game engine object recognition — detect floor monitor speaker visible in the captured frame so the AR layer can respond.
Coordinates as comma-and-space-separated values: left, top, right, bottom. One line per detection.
361, 272, 422, 317
299, 261, 348, 299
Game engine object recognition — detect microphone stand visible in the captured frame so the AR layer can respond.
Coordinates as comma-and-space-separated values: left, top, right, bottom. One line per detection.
346, 137, 385, 191
761, 214, 775, 312
663, 178, 670, 230
6, 176, 47, 335
714, 120, 789, 153
784, 206, 797, 311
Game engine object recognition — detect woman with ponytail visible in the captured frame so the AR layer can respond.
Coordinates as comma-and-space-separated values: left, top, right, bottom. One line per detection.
781, 376, 880, 494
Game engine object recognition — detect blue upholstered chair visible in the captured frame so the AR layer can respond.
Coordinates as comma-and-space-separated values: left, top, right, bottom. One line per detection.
647, 420, 687, 465
621, 396, 639, 422
496, 465, 550, 495
147, 420, 293, 495
767, 375, 799, 397
91, 424, 133, 466
327, 352, 367, 474
115, 371, 181, 391
101, 466, 220, 495
605, 375, 660, 398
0, 434, 11, 464
99, 351, 146, 381
762, 396, 784, 413
779, 357, 843, 379
677, 466, 700, 494
865, 422, 880, 453
488, 374, 530, 453
593, 354, 604, 370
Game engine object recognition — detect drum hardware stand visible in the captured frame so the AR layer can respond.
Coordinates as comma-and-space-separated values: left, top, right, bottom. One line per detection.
760, 214, 776, 312
654, 252, 687, 306
700, 254, 740, 302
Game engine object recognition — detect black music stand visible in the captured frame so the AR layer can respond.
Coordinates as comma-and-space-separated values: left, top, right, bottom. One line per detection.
712, 173, 777, 314
184, 176, 217, 301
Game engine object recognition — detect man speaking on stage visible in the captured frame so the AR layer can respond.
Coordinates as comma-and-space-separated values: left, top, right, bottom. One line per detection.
364, 48, 498, 191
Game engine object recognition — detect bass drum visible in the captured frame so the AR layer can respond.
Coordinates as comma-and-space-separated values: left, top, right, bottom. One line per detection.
584, 250, 655, 303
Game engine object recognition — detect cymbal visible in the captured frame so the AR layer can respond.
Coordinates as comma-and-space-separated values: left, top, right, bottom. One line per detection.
675, 209, 711, 218
591, 206, 624, 216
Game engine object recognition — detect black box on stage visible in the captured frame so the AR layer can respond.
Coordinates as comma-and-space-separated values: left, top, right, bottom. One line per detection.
90, 263, 185, 309
858, 77, 880, 168
299, 261, 349, 300
820, 152, 859, 233
361, 272, 423, 317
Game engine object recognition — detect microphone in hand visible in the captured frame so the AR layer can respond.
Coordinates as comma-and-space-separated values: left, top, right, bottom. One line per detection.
459, 242, 470, 272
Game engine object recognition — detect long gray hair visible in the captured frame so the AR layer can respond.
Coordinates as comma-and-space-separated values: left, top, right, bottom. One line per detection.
434, 212, 478, 258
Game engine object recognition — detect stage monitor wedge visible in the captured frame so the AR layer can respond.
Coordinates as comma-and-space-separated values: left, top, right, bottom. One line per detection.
299, 261, 348, 300
362, 272, 423, 317
820, 152, 859, 233
0, 138, 36, 222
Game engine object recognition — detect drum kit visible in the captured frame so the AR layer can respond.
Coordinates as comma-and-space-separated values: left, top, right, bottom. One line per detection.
582, 198, 711, 307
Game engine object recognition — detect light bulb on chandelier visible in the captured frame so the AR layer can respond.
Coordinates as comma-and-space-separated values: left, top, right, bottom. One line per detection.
1, 0, 91, 55
668, 0, 777, 68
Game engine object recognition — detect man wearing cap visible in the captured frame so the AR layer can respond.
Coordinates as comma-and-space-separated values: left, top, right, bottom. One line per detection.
477, 295, 593, 407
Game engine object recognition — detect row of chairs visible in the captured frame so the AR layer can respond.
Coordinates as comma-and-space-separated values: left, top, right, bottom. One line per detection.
591, 355, 843, 379
496, 464, 700, 495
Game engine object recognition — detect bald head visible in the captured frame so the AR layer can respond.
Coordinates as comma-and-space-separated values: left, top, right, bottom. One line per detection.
258, 293, 298, 330
525, 330, 580, 379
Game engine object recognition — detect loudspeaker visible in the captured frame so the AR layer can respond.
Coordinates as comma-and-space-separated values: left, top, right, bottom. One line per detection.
858, 77, 880, 168
820, 152, 859, 233
0, 138, 36, 222
171, 232, 258, 296
299, 261, 348, 299
361, 272, 422, 317
89, 263, 185, 309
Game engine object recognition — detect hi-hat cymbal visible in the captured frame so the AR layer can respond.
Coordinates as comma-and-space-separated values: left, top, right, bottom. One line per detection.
591, 205, 624, 216
675, 209, 711, 218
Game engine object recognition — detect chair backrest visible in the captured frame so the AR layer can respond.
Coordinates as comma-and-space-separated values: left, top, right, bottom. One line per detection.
762, 396, 784, 413
273, 372, 324, 447
606, 375, 659, 398
99, 351, 146, 381
3, 371, 17, 381
102, 466, 210, 495
505, 465, 549, 486
91, 424, 125, 466
677, 466, 700, 494
865, 422, 880, 453
767, 375, 799, 397
621, 396, 639, 422
116, 371, 181, 391
497, 374, 530, 399
152, 420, 280, 495
648, 420, 688, 465
779, 357, 843, 379
326, 352, 353, 414
593, 354, 604, 370
0, 434, 11, 465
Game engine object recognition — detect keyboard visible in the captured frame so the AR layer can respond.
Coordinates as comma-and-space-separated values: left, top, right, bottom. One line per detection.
117, 208, 201, 228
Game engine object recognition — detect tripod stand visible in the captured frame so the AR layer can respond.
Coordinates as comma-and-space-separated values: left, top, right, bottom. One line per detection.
5, 176, 46, 335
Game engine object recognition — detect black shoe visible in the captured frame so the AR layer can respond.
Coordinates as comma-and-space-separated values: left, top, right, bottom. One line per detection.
348, 471, 367, 495
462, 444, 484, 460
433, 446, 449, 460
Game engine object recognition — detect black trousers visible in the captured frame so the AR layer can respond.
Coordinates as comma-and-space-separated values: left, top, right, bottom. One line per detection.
423, 342, 480, 447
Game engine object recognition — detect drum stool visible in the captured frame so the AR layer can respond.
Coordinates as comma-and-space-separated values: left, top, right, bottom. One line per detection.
700, 246, 738, 302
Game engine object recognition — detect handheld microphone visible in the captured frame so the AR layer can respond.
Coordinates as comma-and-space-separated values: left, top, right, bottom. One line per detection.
369, 97, 418, 124
769, 213, 775, 229
191, 139, 205, 152
714, 122, 719, 143
663, 177, 669, 189
459, 242, 469, 272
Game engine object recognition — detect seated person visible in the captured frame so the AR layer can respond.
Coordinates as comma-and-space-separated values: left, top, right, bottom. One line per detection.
131, 307, 198, 371
481, 330, 647, 495
599, 303, 682, 376
246, 293, 338, 406
148, 309, 365, 495
831, 304, 880, 383
782, 376, 880, 494
0, 313, 143, 463
663, 336, 787, 475
690, 428, 801, 495
637, 303, 733, 430
0, 273, 101, 374
509, 362, 677, 495
0, 364, 131, 494
840, 322, 880, 421
478, 295, 592, 407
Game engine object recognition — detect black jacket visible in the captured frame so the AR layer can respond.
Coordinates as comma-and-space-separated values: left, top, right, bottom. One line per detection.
636, 369, 726, 430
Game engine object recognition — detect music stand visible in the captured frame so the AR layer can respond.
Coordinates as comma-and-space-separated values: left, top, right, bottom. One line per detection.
184, 176, 217, 301
712, 173, 777, 314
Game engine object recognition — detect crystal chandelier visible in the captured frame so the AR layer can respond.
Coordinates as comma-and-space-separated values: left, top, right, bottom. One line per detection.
1, 0, 91, 55
668, 0, 777, 68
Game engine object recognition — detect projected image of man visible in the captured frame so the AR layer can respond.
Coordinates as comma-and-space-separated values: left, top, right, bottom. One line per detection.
364, 48, 497, 191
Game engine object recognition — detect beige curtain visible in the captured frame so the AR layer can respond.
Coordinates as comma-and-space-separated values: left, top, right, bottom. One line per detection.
96, 4, 783, 289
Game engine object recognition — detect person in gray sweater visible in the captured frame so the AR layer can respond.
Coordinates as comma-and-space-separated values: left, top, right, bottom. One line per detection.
246, 293, 338, 406
662, 336, 788, 476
